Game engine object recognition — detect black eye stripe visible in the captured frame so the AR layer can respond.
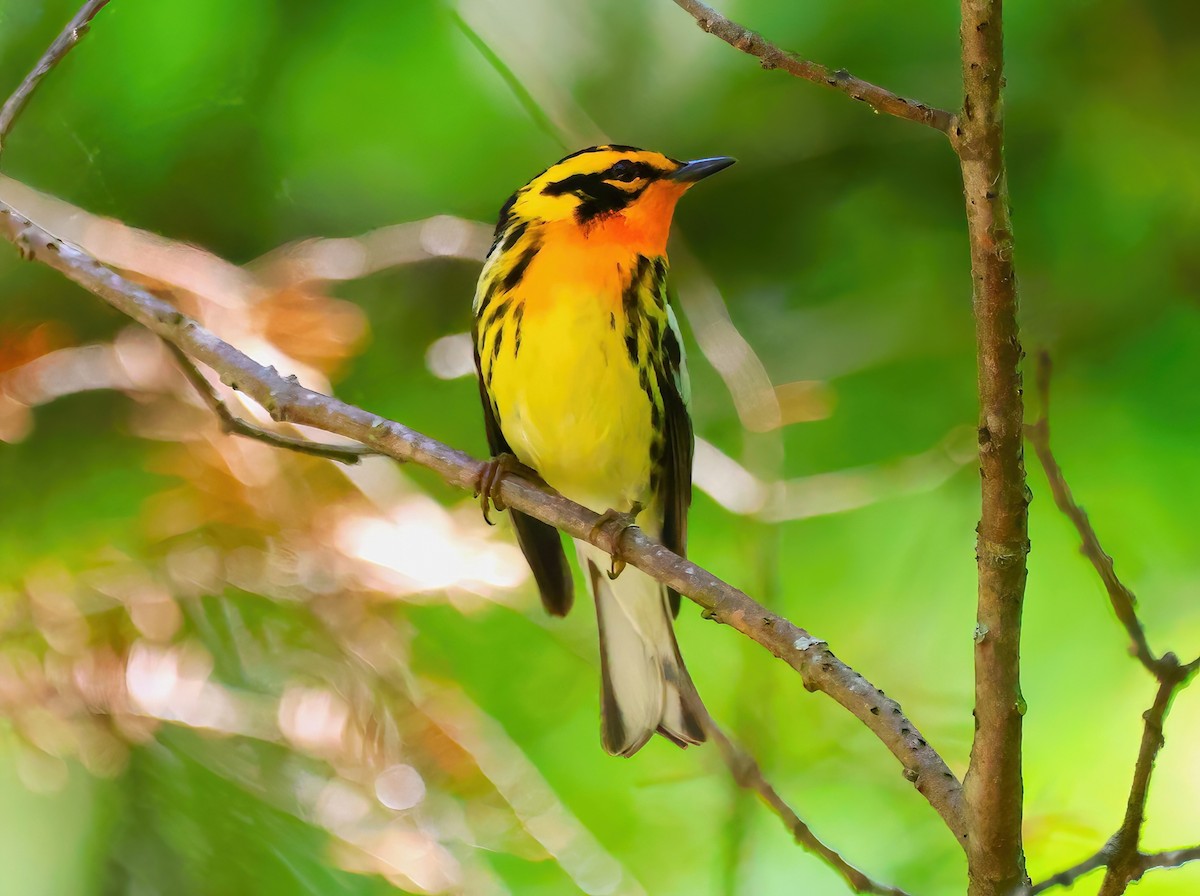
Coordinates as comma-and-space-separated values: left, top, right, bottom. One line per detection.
542, 161, 665, 196
539, 160, 665, 223
542, 172, 608, 196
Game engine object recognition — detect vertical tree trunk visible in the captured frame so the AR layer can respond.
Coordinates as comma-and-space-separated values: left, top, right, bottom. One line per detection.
956, 1, 1030, 893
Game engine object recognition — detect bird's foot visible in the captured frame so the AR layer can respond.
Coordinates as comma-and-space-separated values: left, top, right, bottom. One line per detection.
474, 453, 532, 525
591, 502, 644, 579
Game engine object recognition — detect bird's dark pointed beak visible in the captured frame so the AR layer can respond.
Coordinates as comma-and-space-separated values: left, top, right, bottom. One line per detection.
669, 156, 737, 183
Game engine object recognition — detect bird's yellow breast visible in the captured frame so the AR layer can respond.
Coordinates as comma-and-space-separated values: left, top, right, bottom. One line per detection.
487, 267, 655, 513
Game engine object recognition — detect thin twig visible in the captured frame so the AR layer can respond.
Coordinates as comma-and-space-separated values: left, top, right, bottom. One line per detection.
1026, 352, 1161, 673
701, 713, 911, 896
956, 1, 1030, 893
0, 0, 112, 156
165, 341, 376, 465
1023, 355, 1200, 895
1141, 845, 1200, 874
1028, 845, 1110, 895
1094, 661, 1197, 896
0, 201, 968, 845
670, 0, 954, 133
1031, 838, 1200, 895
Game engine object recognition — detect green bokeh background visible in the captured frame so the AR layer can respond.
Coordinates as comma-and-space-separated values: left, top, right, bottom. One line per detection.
1, 1, 1198, 893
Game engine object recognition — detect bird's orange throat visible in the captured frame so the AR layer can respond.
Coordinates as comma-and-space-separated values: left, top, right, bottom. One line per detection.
583, 179, 690, 254
516, 181, 687, 316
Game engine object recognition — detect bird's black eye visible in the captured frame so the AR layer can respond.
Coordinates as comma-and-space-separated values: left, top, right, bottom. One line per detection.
610, 160, 638, 182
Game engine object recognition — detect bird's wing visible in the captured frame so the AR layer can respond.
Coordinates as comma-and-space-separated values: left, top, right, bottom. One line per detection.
657, 301, 694, 618
474, 347, 575, 616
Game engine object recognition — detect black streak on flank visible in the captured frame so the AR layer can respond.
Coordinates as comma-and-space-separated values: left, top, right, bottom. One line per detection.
647, 407, 667, 495
623, 255, 652, 317
651, 258, 668, 310
501, 219, 528, 253
650, 431, 666, 467
646, 314, 662, 351
512, 303, 525, 357
491, 190, 521, 250
491, 322, 505, 362
477, 276, 501, 314
502, 240, 540, 292
639, 366, 662, 493
663, 326, 683, 371
483, 297, 512, 335
622, 255, 651, 365
638, 365, 653, 401
625, 331, 639, 365
609, 312, 616, 330
482, 342, 495, 388
648, 423, 667, 496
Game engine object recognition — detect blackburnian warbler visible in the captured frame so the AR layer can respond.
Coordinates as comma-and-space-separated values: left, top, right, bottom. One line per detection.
472, 145, 735, 756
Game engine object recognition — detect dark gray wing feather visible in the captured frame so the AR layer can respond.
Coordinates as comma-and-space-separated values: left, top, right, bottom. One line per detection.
657, 297, 694, 618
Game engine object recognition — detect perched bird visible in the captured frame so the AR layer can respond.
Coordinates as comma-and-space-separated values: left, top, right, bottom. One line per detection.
472, 145, 735, 756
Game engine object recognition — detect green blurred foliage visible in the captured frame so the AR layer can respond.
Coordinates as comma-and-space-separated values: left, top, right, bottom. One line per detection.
0, 1, 1198, 894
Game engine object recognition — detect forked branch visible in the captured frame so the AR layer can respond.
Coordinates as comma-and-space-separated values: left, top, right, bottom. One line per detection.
1025, 354, 1199, 896
165, 341, 377, 464
1027, 680, 1200, 894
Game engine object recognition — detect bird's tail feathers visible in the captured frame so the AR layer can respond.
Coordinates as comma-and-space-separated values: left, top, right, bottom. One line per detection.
579, 542, 706, 757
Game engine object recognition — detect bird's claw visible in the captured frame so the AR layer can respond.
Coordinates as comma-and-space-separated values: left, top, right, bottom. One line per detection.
475, 454, 540, 525
475, 453, 516, 525
591, 503, 643, 579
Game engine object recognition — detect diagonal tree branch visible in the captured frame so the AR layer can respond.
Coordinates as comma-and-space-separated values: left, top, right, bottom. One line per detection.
0, 0, 112, 156
670, 0, 954, 133
701, 714, 911, 896
1026, 353, 1162, 674
0, 199, 968, 847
